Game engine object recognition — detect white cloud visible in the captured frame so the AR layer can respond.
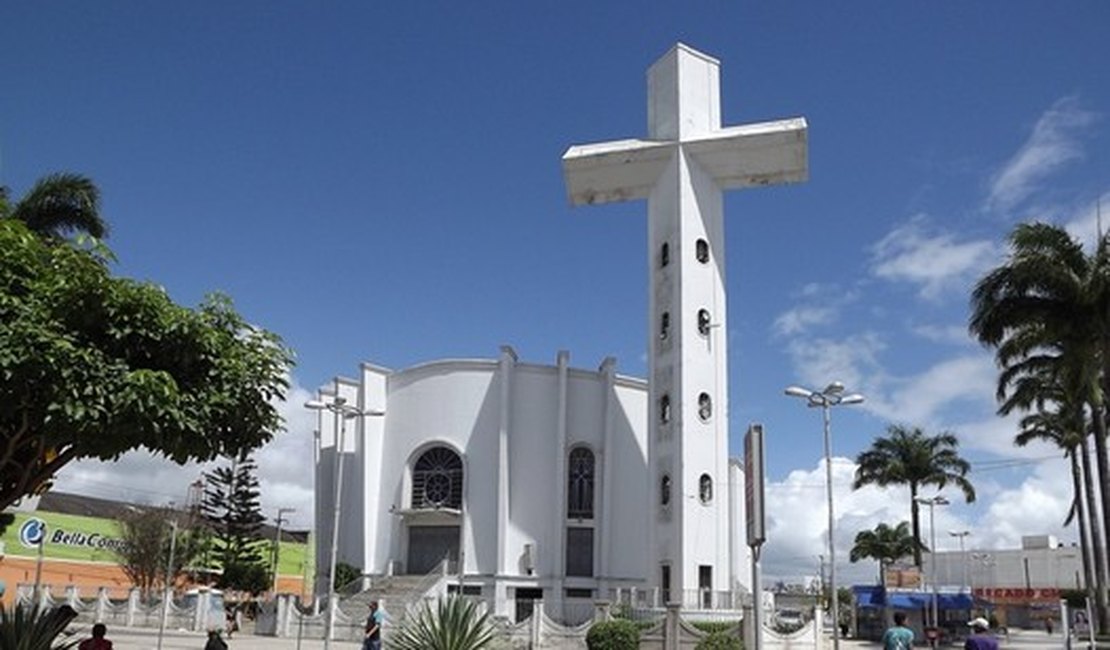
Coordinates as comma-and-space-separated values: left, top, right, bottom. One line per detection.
910, 324, 974, 346
774, 306, 835, 336
874, 355, 997, 426
785, 332, 887, 399
761, 455, 1076, 584
772, 284, 859, 337
987, 97, 1098, 214
52, 376, 318, 531
1063, 191, 1110, 248
870, 215, 999, 301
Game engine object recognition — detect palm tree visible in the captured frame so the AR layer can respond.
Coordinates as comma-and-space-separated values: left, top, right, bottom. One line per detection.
853, 425, 976, 568
970, 222, 1110, 629
0, 172, 107, 240
1015, 402, 1107, 630
850, 521, 919, 585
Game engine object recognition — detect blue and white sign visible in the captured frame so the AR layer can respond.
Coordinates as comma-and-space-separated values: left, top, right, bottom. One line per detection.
18, 518, 46, 548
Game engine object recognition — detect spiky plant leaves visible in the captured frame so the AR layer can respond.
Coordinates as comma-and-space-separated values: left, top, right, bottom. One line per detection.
0, 604, 79, 650
389, 595, 496, 650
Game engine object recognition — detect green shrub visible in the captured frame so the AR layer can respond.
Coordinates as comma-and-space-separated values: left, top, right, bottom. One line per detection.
586, 619, 640, 650
696, 631, 742, 650
692, 621, 739, 634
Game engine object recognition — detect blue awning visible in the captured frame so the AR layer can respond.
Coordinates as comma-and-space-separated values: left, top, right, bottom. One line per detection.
853, 586, 977, 610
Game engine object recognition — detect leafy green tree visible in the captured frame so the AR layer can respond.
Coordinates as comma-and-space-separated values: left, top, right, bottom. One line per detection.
115, 507, 202, 601
334, 561, 362, 592
390, 595, 496, 650
202, 453, 270, 594
852, 425, 975, 568
0, 218, 292, 512
0, 172, 107, 240
850, 521, 919, 584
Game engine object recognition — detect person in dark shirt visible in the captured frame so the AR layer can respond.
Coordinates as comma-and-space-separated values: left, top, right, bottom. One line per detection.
965, 617, 999, 650
363, 600, 383, 650
78, 623, 112, 650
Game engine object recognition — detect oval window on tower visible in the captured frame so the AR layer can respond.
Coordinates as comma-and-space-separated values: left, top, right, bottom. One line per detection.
660, 311, 670, 341
698, 392, 712, 421
698, 309, 711, 336
659, 394, 671, 424
696, 239, 710, 264
660, 242, 670, 268
661, 474, 672, 506
699, 474, 713, 504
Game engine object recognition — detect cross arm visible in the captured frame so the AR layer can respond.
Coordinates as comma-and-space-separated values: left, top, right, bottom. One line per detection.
684, 117, 808, 189
561, 138, 675, 206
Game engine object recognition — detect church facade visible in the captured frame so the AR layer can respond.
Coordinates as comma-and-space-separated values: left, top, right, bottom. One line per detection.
312, 41, 804, 621
311, 347, 751, 619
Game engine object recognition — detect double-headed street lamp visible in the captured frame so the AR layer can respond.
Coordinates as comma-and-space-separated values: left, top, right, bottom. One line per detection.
305, 396, 384, 649
785, 382, 864, 650
949, 530, 970, 593
915, 495, 949, 644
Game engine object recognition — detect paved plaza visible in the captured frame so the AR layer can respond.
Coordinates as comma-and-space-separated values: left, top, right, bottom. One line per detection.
74, 625, 1071, 650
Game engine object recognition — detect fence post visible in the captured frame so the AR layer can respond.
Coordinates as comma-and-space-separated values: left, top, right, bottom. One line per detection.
95, 587, 107, 623
126, 588, 139, 627
594, 600, 612, 623
531, 600, 543, 647
665, 603, 681, 650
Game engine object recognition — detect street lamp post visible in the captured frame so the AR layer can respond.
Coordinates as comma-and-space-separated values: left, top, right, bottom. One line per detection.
305, 396, 384, 650
785, 382, 864, 650
156, 518, 178, 650
949, 530, 970, 594
272, 507, 296, 594
915, 495, 949, 645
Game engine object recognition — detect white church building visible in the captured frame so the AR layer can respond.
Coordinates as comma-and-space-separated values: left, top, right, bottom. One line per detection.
310, 42, 806, 621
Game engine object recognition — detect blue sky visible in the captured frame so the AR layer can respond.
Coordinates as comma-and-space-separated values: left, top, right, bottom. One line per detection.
3, 3, 1108, 582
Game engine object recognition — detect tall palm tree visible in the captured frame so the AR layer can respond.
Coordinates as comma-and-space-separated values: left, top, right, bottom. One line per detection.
1015, 401, 1107, 630
853, 425, 976, 568
970, 222, 1110, 630
850, 521, 919, 585
0, 172, 107, 240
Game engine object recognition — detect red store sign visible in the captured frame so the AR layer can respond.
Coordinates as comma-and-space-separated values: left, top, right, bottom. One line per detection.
973, 587, 1060, 603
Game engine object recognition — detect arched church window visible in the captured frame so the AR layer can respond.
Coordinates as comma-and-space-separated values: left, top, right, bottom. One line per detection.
696, 238, 710, 263
660, 242, 670, 268
660, 311, 670, 341
659, 394, 671, 424
567, 447, 595, 520
660, 474, 672, 506
412, 446, 463, 510
698, 392, 712, 421
699, 474, 713, 504
697, 309, 711, 336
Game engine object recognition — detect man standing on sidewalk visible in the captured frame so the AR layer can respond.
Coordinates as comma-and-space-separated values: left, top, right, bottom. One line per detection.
882, 612, 914, 650
964, 617, 999, 650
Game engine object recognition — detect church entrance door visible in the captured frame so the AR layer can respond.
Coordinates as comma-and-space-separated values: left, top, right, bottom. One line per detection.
407, 525, 459, 574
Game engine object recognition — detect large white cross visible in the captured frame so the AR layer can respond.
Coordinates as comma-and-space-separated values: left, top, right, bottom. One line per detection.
561, 43, 807, 598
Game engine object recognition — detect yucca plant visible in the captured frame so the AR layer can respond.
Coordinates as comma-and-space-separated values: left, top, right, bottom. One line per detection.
389, 595, 496, 650
0, 604, 79, 650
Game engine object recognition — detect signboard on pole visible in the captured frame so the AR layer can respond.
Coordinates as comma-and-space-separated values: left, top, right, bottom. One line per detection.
745, 423, 766, 547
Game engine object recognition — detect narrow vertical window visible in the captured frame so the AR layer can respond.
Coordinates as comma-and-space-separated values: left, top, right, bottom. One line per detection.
699, 474, 713, 504
697, 309, 711, 336
659, 394, 671, 424
661, 474, 672, 506
660, 242, 670, 268
660, 311, 670, 341
567, 447, 595, 520
696, 238, 710, 263
698, 392, 712, 421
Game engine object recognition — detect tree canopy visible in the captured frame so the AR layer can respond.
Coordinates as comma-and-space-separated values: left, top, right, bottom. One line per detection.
1, 172, 108, 240
0, 218, 293, 511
